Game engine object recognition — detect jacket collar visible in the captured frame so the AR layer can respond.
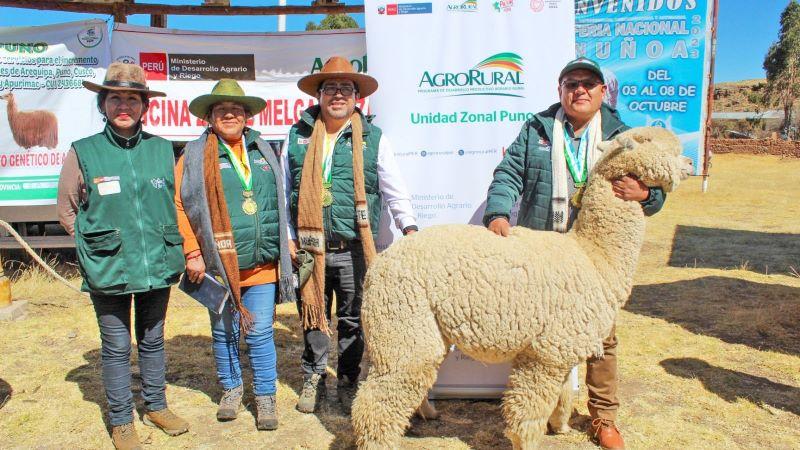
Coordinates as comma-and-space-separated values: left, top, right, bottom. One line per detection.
298, 105, 372, 137
534, 102, 625, 144
104, 123, 143, 149
214, 127, 261, 156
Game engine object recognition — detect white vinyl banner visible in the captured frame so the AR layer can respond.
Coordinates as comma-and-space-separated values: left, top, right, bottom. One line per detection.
0, 20, 110, 205
365, 1, 575, 397
110, 24, 367, 141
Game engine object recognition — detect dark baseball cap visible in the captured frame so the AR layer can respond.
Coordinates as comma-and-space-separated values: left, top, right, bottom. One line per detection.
559, 57, 605, 83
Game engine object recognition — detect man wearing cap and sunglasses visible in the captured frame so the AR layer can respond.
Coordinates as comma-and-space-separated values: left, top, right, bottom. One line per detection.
483, 57, 667, 450
282, 56, 417, 415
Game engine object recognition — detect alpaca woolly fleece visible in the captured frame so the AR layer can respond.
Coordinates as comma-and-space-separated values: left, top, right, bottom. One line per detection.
351, 127, 692, 450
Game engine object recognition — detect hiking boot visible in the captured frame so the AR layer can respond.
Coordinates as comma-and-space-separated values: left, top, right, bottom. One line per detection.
111, 422, 141, 450
142, 408, 189, 436
254, 394, 278, 431
216, 384, 243, 421
337, 375, 359, 415
296, 373, 326, 413
589, 418, 625, 450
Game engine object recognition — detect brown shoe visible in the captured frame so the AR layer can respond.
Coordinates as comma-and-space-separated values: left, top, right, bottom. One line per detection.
589, 418, 625, 450
143, 408, 189, 436
111, 422, 142, 450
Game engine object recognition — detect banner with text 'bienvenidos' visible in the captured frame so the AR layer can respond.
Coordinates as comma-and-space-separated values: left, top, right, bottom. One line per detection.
576, 0, 714, 174
365, 0, 575, 397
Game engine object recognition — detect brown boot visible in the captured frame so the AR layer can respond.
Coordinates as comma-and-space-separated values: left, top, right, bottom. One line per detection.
143, 408, 189, 436
589, 418, 625, 450
111, 422, 142, 450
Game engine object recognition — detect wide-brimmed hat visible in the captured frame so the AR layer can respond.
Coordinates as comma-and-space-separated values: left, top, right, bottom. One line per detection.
559, 57, 605, 83
297, 56, 378, 97
188, 79, 267, 119
83, 62, 166, 97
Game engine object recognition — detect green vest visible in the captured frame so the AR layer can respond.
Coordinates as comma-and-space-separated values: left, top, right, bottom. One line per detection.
218, 130, 281, 270
287, 106, 382, 241
73, 126, 184, 294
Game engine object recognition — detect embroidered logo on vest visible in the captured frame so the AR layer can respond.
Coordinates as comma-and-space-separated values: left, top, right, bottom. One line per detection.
150, 177, 166, 189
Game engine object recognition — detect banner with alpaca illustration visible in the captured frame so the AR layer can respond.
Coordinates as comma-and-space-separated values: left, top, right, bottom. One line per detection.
0, 20, 110, 205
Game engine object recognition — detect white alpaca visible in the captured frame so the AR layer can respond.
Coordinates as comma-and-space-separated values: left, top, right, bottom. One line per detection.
351, 127, 692, 449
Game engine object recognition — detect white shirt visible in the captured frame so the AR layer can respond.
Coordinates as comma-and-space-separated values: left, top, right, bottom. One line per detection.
280, 133, 417, 240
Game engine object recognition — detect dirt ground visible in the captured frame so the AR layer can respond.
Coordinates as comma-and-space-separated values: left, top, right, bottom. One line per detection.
1, 153, 799, 449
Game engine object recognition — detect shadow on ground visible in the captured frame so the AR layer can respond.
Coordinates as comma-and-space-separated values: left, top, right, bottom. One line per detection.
668, 225, 800, 274
626, 276, 799, 356
0, 378, 11, 410
660, 357, 800, 416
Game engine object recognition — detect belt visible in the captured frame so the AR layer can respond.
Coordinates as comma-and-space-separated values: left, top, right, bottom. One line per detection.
325, 240, 351, 251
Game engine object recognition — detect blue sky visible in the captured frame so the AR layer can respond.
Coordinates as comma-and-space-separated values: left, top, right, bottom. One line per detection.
0, 0, 787, 82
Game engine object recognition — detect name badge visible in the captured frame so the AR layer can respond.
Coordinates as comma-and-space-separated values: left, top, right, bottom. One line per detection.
97, 180, 121, 196
219, 162, 232, 169
297, 138, 309, 145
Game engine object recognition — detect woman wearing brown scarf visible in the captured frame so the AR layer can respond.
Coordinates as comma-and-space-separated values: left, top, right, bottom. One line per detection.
174, 80, 295, 431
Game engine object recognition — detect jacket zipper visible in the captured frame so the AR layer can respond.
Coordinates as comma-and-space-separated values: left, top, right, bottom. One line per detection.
126, 149, 151, 287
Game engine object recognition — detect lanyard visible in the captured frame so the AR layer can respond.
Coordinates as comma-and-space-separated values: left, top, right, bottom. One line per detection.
220, 137, 252, 191
563, 126, 588, 186
322, 120, 350, 185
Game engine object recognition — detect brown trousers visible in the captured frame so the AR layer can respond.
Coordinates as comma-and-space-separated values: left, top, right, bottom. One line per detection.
586, 325, 618, 421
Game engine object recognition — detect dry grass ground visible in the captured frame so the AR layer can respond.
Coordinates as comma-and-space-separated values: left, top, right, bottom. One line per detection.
1, 153, 799, 449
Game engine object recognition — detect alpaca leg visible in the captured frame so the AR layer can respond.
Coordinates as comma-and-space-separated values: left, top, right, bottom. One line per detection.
547, 373, 573, 434
352, 295, 446, 450
502, 355, 568, 450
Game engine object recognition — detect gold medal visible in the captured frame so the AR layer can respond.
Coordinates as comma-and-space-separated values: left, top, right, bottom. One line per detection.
322, 187, 333, 207
570, 186, 585, 208
242, 197, 258, 215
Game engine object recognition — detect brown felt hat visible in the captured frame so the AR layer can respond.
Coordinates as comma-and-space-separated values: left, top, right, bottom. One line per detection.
297, 56, 378, 97
83, 62, 166, 97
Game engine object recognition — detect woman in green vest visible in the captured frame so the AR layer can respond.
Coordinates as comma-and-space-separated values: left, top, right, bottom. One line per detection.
174, 79, 295, 431
57, 63, 188, 450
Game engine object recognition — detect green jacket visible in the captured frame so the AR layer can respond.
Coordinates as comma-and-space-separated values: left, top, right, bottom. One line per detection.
484, 102, 665, 230
287, 105, 382, 241
218, 129, 281, 270
73, 126, 184, 294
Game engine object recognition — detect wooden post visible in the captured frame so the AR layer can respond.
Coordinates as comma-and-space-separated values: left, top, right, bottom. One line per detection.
150, 14, 167, 28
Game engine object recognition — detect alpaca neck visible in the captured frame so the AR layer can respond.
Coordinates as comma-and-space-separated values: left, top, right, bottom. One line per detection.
6, 96, 14, 118
572, 177, 646, 303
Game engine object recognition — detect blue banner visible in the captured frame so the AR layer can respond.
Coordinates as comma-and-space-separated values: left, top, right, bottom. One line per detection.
575, 0, 714, 174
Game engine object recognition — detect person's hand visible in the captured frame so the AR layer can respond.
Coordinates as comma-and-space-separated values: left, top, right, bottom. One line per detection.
612, 175, 650, 202
288, 239, 299, 265
185, 251, 206, 283
488, 217, 511, 237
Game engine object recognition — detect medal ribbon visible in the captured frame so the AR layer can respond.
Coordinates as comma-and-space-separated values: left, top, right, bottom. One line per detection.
321, 120, 351, 185
563, 126, 589, 186
220, 138, 252, 191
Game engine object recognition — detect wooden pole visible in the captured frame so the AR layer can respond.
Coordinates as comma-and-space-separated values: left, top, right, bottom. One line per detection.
702, 0, 720, 193
150, 14, 167, 28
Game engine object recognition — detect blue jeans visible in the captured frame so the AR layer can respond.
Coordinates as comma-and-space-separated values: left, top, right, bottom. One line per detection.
90, 288, 170, 426
209, 282, 277, 396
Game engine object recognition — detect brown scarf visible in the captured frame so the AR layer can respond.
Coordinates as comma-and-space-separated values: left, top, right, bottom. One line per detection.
202, 133, 253, 331
297, 112, 377, 333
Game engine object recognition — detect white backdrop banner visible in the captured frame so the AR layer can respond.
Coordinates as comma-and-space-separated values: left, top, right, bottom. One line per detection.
110, 24, 367, 141
0, 20, 110, 206
364, 1, 575, 397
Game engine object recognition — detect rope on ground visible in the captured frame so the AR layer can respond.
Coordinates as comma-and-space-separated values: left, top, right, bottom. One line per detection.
0, 219, 83, 294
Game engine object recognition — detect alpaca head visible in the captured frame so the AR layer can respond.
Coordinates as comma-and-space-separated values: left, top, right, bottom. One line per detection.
0, 92, 12, 101
591, 126, 693, 192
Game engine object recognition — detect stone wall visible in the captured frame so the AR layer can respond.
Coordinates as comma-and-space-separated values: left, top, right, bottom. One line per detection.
709, 138, 800, 158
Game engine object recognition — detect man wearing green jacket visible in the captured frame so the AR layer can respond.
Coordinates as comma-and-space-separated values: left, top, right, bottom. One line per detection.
484, 57, 665, 450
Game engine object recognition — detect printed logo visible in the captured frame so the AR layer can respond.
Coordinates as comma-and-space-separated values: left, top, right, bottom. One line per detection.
448, 0, 478, 12
140, 53, 168, 80
537, 138, 550, 146
493, 0, 514, 12
115, 55, 136, 64
77, 25, 103, 48
645, 115, 672, 130
298, 138, 310, 145
380, 3, 433, 16
219, 162, 232, 169
418, 52, 525, 98
530, 0, 544, 12
150, 177, 166, 189
253, 157, 267, 165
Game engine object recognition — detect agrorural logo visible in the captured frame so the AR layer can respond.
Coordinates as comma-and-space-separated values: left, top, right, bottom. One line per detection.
448, 0, 478, 12
417, 52, 525, 98
493, 0, 514, 12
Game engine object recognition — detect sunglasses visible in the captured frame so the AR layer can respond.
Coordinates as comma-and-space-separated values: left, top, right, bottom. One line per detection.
320, 84, 357, 96
560, 79, 603, 91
